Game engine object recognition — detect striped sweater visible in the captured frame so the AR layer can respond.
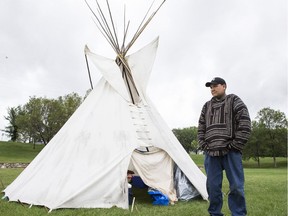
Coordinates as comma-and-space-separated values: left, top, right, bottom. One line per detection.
197, 94, 251, 156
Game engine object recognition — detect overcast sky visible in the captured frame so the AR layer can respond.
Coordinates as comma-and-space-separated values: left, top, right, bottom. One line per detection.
0, 0, 287, 140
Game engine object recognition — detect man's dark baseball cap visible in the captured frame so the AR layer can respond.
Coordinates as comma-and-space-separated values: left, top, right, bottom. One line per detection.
205, 77, 226, 87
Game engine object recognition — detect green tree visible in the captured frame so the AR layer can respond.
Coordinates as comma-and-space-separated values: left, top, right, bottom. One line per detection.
58, 92, 82, 121
7, 93, 83, 146
3, 107, 20, 141
256, 107, 288, 167
16, 106, 37, 143
41, 98, 65, 144
191, 140, 199, 154
172, 126, 198, 153
21, 97, 47, 144
243, 121, 269, 167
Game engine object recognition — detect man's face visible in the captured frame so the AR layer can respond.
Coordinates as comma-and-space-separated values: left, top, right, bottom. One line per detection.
210, 84, 226, 98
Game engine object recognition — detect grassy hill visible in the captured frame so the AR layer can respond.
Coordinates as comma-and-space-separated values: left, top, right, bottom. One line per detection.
0, 141, 44, 163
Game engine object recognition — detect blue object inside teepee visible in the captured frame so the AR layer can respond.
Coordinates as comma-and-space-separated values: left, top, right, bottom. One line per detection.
148, 189, 169, 206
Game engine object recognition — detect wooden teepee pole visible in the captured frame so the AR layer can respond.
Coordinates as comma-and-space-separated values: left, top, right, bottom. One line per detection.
84, 0, 166, 104
84, 53, 94, 90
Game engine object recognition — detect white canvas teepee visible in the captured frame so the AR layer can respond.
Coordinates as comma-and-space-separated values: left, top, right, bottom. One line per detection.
3, 0, 208, 211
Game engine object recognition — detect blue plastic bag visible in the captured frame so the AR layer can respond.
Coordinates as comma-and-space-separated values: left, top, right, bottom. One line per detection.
148, 189, 169, 206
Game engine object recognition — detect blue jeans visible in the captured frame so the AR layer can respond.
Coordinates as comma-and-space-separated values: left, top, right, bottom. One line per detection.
204, 151, 247, 216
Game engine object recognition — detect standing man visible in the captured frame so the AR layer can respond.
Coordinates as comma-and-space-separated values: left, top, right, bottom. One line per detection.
197, 77, 251, 216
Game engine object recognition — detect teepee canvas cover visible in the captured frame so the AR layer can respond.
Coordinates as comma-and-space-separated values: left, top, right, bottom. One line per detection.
3, 0, 208, 210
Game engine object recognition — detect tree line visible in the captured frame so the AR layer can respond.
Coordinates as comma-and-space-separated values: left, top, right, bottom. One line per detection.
173, 107, 287, 167
2, 93, 83, 145
2, 94, 287, 167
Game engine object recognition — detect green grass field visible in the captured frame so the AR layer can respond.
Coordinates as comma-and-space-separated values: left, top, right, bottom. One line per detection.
0, 141, 44, 163
0, 141, 287, 216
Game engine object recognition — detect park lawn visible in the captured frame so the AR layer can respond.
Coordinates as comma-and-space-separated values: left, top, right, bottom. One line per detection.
0, 168, 286, 216
0, 168, 208, 216
0, 141, 287, 215
244, 168, 287, 215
